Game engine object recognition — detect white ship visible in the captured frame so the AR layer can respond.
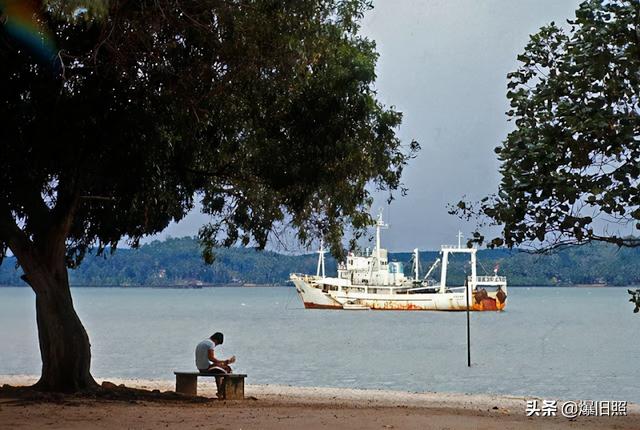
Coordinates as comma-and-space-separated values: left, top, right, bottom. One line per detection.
290, 213, 507, 311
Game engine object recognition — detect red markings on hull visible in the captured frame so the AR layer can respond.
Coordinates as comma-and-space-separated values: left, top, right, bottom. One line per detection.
481, 298, 498, 311
303, 302, 343, 310
302, 298, 506, 311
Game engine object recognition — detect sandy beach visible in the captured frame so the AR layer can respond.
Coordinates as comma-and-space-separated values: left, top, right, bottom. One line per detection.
1, 375, 638, 429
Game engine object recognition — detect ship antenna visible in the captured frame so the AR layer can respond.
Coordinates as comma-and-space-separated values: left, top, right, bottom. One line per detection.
375, 209, 388, 272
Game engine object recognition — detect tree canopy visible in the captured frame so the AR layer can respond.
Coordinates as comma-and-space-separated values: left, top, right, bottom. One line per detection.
0, 0, 416, 391
1, 0, 417, 262
454, 0, 640, 251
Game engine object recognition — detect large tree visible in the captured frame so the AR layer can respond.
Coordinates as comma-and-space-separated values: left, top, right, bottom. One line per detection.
454, 0, 640, 251
0, 0, 417, 392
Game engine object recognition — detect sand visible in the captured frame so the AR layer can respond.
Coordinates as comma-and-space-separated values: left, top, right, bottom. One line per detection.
1, 375, 638, 429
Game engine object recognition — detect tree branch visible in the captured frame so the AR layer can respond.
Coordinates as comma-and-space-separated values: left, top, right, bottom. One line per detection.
0, 202, 46, 291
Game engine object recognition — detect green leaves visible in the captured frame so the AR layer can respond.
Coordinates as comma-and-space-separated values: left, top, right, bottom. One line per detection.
44, 0, 110, 21
0, 0, 416, 267
454, 0, 640, 250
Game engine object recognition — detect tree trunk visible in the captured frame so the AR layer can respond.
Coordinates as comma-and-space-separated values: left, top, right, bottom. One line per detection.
25, 263, 97, 392
1, 188, 96, 392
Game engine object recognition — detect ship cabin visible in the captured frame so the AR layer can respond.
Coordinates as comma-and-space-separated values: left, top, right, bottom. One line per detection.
336, 248, 409, 287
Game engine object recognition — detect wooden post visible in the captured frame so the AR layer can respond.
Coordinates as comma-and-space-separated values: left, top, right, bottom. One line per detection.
175, 373, 198, 396
221, 376, 245, 400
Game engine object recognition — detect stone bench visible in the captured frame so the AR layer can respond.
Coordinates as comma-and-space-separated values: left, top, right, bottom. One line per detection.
174, 371, 247, 400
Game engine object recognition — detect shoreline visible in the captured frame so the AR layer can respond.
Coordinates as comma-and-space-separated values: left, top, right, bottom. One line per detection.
1, 284, 638, 288
2, 375, 639, 429
0, 283, 288, 288
0, 374, 539, 411
3, 374, 640, 411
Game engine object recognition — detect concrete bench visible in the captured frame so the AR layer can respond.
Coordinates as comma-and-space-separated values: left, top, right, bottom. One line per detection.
174, 371, 247, 400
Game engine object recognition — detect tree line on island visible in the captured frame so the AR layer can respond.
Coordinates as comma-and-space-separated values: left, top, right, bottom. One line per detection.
2, 236, 639, 287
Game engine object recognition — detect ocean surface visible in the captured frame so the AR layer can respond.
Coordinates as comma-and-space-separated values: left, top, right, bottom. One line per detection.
0, 286, 638, 402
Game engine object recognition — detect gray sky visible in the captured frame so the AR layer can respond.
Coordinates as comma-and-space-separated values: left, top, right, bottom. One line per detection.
149, 0, 583, 252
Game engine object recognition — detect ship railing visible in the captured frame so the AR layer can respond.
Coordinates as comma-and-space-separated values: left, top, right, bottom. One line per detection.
470, 275, 507, 283
290, 273, 319, 281
440, 245, 475, 252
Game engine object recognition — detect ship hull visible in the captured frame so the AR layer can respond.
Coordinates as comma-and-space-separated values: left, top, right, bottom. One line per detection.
291, 274, 506, 311
291, 275, 344, 309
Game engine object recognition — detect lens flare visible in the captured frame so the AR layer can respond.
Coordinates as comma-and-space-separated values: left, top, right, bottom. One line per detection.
0, 0, 58, 65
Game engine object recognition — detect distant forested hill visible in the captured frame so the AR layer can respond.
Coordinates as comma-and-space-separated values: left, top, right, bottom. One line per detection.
1, 237, 639, 287
0, 238, 329, 287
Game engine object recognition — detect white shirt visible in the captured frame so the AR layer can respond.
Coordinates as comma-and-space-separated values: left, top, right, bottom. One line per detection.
195, 339, 215, 370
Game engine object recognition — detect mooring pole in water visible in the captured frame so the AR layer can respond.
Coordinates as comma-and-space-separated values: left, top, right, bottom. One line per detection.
465, 277, 471, 367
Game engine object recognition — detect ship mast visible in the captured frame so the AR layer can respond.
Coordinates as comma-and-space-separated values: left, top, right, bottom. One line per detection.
375, 211, 387, 272
316, 239, 326, 278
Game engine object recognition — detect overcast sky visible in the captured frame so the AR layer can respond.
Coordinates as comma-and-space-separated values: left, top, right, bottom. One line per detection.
149, 0, 583, 252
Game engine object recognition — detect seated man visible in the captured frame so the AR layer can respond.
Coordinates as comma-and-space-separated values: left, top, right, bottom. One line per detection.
195, 332, 236, 397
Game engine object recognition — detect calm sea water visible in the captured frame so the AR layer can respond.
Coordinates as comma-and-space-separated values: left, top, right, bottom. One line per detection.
0, 287, 638, 402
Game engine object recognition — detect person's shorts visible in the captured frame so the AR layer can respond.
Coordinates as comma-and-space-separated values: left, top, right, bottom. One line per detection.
200, 365, 232, 374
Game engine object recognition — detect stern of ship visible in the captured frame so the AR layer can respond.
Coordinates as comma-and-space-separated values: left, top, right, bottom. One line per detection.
471, 276, 508, 311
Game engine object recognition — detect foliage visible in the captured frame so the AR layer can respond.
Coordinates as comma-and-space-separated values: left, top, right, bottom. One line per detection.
44, 0, 110, 21
629, 288, 640, 312
0, 0, 417, 267
453, 0, 640, 250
